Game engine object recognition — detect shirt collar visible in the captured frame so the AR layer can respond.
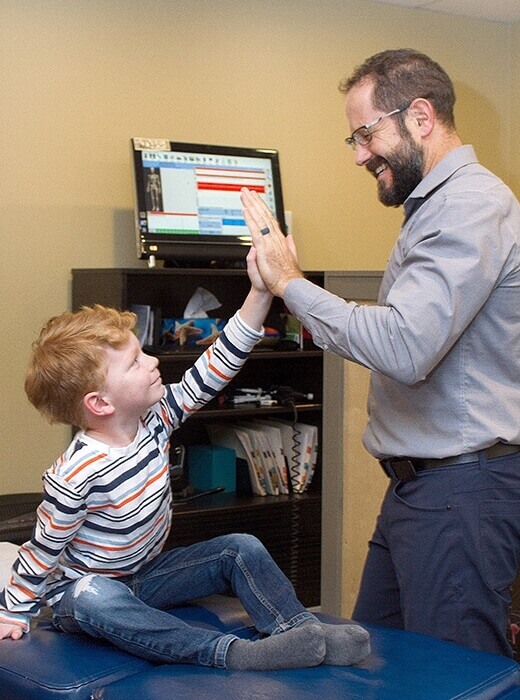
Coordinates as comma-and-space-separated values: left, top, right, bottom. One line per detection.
404, 145, 479, 216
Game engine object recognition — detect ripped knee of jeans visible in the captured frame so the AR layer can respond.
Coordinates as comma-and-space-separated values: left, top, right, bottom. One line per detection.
72, 574, 102, 599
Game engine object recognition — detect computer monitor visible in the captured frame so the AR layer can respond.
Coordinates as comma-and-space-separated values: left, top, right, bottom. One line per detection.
131, 137, 287, 268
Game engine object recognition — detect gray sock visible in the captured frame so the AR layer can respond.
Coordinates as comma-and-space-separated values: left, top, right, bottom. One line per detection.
225, 623, 325, 671
306, 621, 371, 666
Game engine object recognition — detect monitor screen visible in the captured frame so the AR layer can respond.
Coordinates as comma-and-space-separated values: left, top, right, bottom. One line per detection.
131, 138, 286, 267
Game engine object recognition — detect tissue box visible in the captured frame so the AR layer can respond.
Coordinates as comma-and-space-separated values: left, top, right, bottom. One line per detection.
187, 445, 236, 493
161, 318, 226, 347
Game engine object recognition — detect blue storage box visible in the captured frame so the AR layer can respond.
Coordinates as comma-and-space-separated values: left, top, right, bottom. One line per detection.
187, 445, 236, 492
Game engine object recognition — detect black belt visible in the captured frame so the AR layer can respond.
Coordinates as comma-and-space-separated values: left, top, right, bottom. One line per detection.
380, 442, 520, 482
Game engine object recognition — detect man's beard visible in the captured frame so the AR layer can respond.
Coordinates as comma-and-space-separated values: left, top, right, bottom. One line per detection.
369, 137, 424, 207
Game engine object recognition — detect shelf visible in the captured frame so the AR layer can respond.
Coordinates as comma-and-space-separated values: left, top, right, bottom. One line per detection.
148, 348, 323, 361
188, 403, 322, 419
170, 490, 321, 514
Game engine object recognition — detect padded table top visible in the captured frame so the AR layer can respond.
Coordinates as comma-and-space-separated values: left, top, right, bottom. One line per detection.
0, 595, 518, 699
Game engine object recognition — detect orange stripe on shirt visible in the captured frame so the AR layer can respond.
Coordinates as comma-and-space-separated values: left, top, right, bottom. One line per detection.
20, 545, 52, 571
207, 362, 232, 381
0, 614, 28, 627
66, 453, 108, 481
160, 406, 171, 426
11, 582, 39, 600
39, 508, 81, 533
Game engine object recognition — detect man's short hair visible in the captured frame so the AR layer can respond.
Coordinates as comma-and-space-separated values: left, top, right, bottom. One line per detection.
339, 48, 456, 129
25, 305, 136, 428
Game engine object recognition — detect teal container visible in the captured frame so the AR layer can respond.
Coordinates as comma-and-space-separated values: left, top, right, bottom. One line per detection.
187, 445, 236, 493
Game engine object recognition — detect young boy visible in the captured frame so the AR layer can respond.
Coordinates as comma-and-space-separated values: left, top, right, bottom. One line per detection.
0, 256, 370, 670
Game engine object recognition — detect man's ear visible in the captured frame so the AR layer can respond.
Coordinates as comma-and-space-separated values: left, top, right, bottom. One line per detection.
408, 97, 435, 137
83, 392, 115, 418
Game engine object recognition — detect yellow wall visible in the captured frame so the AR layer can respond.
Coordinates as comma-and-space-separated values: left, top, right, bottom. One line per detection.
513, 22, 520, 196
1, 0, 518, 492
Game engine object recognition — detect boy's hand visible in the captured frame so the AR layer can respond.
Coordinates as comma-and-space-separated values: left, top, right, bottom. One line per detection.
246, 246, 270, 295
0, 622, 24, 640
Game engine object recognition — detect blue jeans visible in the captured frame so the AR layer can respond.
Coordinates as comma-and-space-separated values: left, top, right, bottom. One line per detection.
52, 533, 315, 667
352, 449, 520, 657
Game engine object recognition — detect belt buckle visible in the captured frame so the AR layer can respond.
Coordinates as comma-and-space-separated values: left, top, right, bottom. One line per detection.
380, 457, 418, 482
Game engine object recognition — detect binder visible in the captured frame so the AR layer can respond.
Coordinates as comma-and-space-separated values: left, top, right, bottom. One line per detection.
233, 424, 279, 495
250, 420, 290, 494
266, 419, 319, 493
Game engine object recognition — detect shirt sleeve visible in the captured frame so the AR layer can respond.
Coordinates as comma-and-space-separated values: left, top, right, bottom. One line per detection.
161, 310, 264, 428
0, 474, 86, 633
285, 189, 514, 386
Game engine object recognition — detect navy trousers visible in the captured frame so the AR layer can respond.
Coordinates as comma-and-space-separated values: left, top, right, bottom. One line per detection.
352, 450, 520, 657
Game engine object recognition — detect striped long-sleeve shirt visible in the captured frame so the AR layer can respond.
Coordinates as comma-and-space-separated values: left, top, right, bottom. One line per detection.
0, 311, 262, 633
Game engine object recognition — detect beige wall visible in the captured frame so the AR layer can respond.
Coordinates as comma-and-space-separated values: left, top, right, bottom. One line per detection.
0, 0, 518, 496
513, 22, 520, 196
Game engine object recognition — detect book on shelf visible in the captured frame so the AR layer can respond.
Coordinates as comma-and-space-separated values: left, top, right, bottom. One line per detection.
249, 420, 290, 495
232, 424, 279, 496
295, 422, 318, 493
130, 304, 162, 347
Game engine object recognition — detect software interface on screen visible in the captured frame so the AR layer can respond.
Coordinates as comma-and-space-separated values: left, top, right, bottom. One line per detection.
139, 149, 277, 238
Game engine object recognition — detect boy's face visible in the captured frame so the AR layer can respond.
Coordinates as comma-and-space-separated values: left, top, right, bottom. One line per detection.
101, 331, 164, 418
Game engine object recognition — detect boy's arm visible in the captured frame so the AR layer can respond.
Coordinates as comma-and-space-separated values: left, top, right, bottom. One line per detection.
160, 249, 273, 428
237, 246, 273, 331
0, 475, 87, 637
0, 555, 34, 637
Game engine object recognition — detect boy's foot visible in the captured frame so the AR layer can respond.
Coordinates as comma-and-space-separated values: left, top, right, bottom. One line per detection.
225, 623, 325, 671
308, 621, 371, 665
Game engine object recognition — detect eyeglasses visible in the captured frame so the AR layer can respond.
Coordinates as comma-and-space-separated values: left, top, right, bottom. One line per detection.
345, 102, 411, 149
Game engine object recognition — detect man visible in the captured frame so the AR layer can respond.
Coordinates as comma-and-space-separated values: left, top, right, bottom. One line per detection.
240, 48, 520, 657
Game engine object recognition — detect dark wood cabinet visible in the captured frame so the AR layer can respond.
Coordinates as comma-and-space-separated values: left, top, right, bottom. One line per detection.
72, 267, 324, 606
166, 492, 321, 607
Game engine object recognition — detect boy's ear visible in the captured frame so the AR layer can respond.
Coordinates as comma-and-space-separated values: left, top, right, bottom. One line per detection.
83, 392, 115, 418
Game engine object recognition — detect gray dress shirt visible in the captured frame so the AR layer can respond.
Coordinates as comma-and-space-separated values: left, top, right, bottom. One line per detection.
285, 145, 520, 459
